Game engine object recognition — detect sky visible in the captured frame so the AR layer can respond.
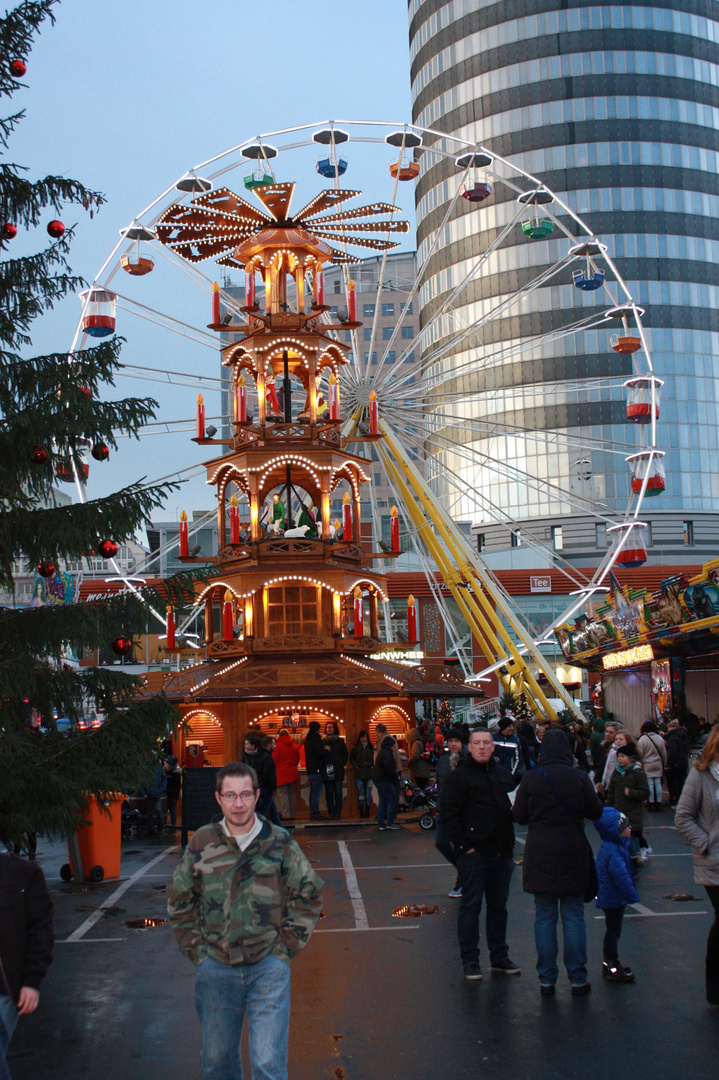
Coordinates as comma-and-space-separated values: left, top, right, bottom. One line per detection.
9, 0, 415, 526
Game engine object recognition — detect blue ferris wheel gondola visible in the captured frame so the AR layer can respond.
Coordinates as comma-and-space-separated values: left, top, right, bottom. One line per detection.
572, 268, 605, 291
316, 156, 348, 178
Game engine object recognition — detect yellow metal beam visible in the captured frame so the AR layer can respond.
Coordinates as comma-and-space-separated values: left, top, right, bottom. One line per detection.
377, 421, 583, 723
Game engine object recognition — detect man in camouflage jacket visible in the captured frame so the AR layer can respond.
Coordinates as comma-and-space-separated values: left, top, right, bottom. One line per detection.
167, 761, 323, 1080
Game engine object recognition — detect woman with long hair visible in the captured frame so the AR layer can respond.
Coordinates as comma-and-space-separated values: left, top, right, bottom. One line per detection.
675, 725, 719, 1006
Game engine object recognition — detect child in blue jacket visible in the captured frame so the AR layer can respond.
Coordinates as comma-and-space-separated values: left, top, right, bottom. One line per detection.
594, 806, 639, 982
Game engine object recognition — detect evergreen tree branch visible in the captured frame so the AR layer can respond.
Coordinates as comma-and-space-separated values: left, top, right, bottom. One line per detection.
0, 480, 181, 585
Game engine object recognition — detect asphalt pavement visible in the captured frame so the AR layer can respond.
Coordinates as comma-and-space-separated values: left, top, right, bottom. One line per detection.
7, 811, 719, 1080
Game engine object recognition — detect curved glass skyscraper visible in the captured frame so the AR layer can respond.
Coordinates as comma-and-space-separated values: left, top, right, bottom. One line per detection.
409, 0, 719, 560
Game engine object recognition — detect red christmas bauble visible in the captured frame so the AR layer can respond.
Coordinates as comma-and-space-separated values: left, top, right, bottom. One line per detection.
10, 59, 26, 77
47, 219, 65, 239
30, 445, 49, 465
99, 539, 118, 558
91, 442, 110, 461
2, 222, 17, 239
38, 560, 55, 578
111, 636, 132, 657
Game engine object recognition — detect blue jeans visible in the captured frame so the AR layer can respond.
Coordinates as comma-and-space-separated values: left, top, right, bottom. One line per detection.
647, 776, 663, 804
0, 994, 18, 1080
456, 851, 514, 965
533, 893, 588, 986
257, 790, 282, 827
375, 780, 397, 826
354, 778, 372, 808
324, 779, 343, 819
195, 954, 291, 1080
308, 773, 324, 817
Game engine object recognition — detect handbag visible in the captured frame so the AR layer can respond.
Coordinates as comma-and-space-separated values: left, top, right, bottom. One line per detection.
538, 767, 599, 903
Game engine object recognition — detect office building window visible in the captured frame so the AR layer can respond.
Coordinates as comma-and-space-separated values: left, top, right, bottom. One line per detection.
683, 520, 694, 545
386, 351, 395, 363
405, 351, 414, 363
382, 326, 393, 339
401, 325, 413, 339
596, 523, 607, 547
382, 303, 394, 316
511, 529, 521, 547
363, 304, 375, 317
552, 525, 563, 551
363, 352, 377, 364
333, 280, 341, 293
363, 328, 372, 340
476, 533, 486, 553
345, 330, 352, 341
401, 302, 413, 314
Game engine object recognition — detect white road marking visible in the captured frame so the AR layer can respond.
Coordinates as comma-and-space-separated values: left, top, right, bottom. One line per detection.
337, 840, 369, 929
311, 862, 450, 871
515, 836, 526, 845
629, 902, 655, 915
58, 938, 126, 943
62, 846, 179, 942
596, 911, 707, 919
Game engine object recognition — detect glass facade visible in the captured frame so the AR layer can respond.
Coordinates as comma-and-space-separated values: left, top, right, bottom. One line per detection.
409, 0, 719, 525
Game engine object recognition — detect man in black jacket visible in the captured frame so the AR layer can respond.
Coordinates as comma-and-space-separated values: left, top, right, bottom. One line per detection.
0, 854, 54, 1079
441, 728, 521, 980
304, 721, 327, 820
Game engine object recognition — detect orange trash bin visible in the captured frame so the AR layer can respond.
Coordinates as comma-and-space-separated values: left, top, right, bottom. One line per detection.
66, 793, 124, 882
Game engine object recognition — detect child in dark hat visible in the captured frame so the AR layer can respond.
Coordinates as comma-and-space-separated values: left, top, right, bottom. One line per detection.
605, 739, 650, 872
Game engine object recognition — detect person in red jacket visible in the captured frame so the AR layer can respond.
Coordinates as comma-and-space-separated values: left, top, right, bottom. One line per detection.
273, 728, 301, 821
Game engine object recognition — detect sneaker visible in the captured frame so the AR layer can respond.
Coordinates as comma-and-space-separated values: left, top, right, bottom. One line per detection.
540, 984, 555, 997
641, 845, 652, 860
386, 823, 401, 830
571, 983, 592, 996
463, 963, 482, 981
491, 958, 521, 975
603, 961, 635, 983
448, 884, 462, 898
377, 824, 387, 831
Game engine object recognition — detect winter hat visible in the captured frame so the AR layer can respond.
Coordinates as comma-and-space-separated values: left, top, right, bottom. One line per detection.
498, 716, 515, 732
447, 727, 465, 743
616, 742, 637, 758
617, 813, 631, 834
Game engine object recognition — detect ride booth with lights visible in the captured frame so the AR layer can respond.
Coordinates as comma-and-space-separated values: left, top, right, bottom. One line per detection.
555, 558, 719, 733
144, 177, 476, 822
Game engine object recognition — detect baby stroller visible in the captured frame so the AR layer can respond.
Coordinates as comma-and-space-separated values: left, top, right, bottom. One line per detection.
400, 778, 438, 830
121, 799, 143, 840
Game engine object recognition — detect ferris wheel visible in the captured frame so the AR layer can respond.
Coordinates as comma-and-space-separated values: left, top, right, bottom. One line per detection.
69, 119, 662, 713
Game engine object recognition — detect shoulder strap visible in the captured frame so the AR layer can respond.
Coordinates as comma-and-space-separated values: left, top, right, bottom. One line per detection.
538, 766, 584, 834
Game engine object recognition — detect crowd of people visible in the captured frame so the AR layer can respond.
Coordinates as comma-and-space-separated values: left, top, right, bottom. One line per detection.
2, 710, 717, 1080
430, 710, 719, 1011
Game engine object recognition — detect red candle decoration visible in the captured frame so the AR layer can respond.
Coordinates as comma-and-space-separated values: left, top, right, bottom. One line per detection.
342, 492, 352, 539
229, 494, 240, 544
390, 505, 400, 552
212, 280, 221, 324
10, 59, 26, 77
328, 372, 339, 420
2, 223, 17, 239
353, 587, 364, 638
166, 607, 176, 650
37, 560, 55, 578
315, 265, 324, 307
347, 278, 356, 321
30, 445, 48, 465
236, 373, 247, 422
47, 219, 65, 239
91, 442, 110, 462
98, 539, 118, 559
407, 594, 417, 642
196, 392, 205, 438
111, 635, 132, 657
222, 588, 234, 642
179, 510, 189, 557
369, 389, 379, 435
246, 270, 255, 307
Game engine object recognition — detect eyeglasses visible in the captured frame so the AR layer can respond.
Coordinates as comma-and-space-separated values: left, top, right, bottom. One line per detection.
219, 791, 256, 803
